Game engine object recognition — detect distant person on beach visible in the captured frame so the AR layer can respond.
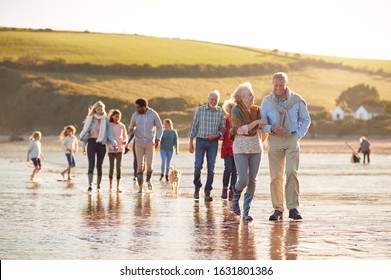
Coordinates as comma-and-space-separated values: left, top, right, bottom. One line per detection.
229, 82, 267, 221
189, 90, 226, 201
260, 72, 311, 220
159, 119, 178, 182
107, 109, 128, 192
80, 101, 118, 192
129, 98, 163, 192
59, 125, 79, 181
358, 136, 371, 164
27, 131, 45, 181
220, 99, 237, 200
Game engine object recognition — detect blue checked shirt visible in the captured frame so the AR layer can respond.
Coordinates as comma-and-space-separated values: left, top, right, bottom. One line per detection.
260, 92, 311, 139
189, 104, 225, 139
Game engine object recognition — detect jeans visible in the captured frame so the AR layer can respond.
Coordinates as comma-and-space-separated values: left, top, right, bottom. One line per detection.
87, 138, 106, 176
65, 153, 76, 166
160, 149, 174, 175
108, 152, 123, 179
193, 138, 218, 192
222, 155, 237, 192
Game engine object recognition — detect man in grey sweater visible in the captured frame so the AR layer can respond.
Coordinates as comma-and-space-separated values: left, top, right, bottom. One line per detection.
129, 98, 163, 192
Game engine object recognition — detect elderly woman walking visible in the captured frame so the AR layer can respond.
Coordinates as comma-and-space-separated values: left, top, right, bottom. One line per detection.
229, 82, 267, 221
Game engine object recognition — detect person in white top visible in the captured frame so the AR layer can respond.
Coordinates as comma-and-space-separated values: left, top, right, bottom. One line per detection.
59, 125, 79, 181
229, 82, 267, 221
27, 131, 45, 181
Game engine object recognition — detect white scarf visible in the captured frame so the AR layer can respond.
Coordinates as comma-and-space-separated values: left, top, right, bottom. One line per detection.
80, 114, 107, 143
268, 88, 305, 135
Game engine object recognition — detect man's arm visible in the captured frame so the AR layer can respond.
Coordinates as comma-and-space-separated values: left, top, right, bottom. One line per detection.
297, 102, 311, 139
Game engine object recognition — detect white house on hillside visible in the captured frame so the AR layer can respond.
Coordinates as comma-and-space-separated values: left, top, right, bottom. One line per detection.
353, 105, 384, 120
331, 106, 348, 120
331, 105, 384, 121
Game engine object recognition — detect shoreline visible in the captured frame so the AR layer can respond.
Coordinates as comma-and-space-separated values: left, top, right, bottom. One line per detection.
2, 136, 390, 155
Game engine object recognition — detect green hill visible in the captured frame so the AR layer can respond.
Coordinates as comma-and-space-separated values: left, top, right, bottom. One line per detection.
1, 28, 391, 136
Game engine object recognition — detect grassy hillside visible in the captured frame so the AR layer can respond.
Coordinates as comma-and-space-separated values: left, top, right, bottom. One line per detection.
1, 28, 391, 72
1, 28, 391, 137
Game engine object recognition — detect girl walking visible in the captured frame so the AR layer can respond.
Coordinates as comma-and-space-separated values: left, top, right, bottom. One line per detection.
27, 131, 45, 181
59, 125, 79, 181
221, 100, 237, 200
80, 101, 118, 192
159, 119, 178, 181
107, 109, 128, 192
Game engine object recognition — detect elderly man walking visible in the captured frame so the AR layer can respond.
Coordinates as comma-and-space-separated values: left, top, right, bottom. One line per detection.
189, 90, 226, 202
260, 72, 311, 220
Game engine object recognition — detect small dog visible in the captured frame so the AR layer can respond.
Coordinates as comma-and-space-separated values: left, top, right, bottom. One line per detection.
169, 166, 181, 192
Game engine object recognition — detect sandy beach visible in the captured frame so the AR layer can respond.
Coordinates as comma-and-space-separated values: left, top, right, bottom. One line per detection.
0, 138, 391, 260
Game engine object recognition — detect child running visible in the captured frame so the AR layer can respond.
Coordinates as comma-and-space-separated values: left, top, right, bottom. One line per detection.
107, 109, 127, 192
59, 125, 79, 181
27, 131, 45, 181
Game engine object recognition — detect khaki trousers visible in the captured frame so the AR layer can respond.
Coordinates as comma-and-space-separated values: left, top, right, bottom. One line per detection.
267, 133, 300, 212
135, 143, 155, 173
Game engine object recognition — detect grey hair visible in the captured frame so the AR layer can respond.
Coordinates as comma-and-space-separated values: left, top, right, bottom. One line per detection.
222, 99, 236, 115
208, 90, 220, 100
272, 72, 288, 83
231, 82, 254, 103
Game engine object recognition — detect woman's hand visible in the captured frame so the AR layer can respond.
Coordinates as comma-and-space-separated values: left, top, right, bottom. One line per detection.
258, 119, 268, 129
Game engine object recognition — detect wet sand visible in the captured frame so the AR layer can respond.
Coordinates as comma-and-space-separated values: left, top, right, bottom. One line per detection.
0, 139, 391, 260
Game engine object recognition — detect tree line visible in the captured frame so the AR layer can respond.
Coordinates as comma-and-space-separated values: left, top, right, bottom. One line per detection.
1, 55, 389, 78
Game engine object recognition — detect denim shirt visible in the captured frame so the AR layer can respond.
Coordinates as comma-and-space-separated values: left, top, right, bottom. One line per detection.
260, 94, 311, 139
80, 118, 117, 150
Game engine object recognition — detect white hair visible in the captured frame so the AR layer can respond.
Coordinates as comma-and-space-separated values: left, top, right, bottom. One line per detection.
208, 90, 220, 100
231, 82, 253, 103
272, 72, 289, 83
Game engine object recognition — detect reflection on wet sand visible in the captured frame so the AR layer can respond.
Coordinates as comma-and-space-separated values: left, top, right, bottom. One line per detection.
84, 193, 105, 228
220, 201, 257, 260
134, 193, 152, 217
65, 181, 75, 189
193, 201, 217, 258
270, 221, 300, 260
108, 192, 123, 224
2, 150, 391, 259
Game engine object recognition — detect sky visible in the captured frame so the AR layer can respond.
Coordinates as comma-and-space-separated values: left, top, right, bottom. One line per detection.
1, 0, 390, 60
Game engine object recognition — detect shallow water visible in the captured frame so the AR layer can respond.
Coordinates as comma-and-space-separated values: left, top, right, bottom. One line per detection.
0, 148, 391, 259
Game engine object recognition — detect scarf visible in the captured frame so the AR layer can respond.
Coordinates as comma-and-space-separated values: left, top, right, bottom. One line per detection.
268, 88, 305, 136
230, 101, 268, 142
231, 101, 260, 135
80, 114, 107, 143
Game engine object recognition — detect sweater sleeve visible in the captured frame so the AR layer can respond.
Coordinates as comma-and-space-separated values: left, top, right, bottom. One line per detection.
154, 112, 163, 141
174, 130, 178, 153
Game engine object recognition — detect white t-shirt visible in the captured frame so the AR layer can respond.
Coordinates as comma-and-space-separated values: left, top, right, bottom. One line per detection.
28, 140, 41, 158
61, 136, 79, 154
